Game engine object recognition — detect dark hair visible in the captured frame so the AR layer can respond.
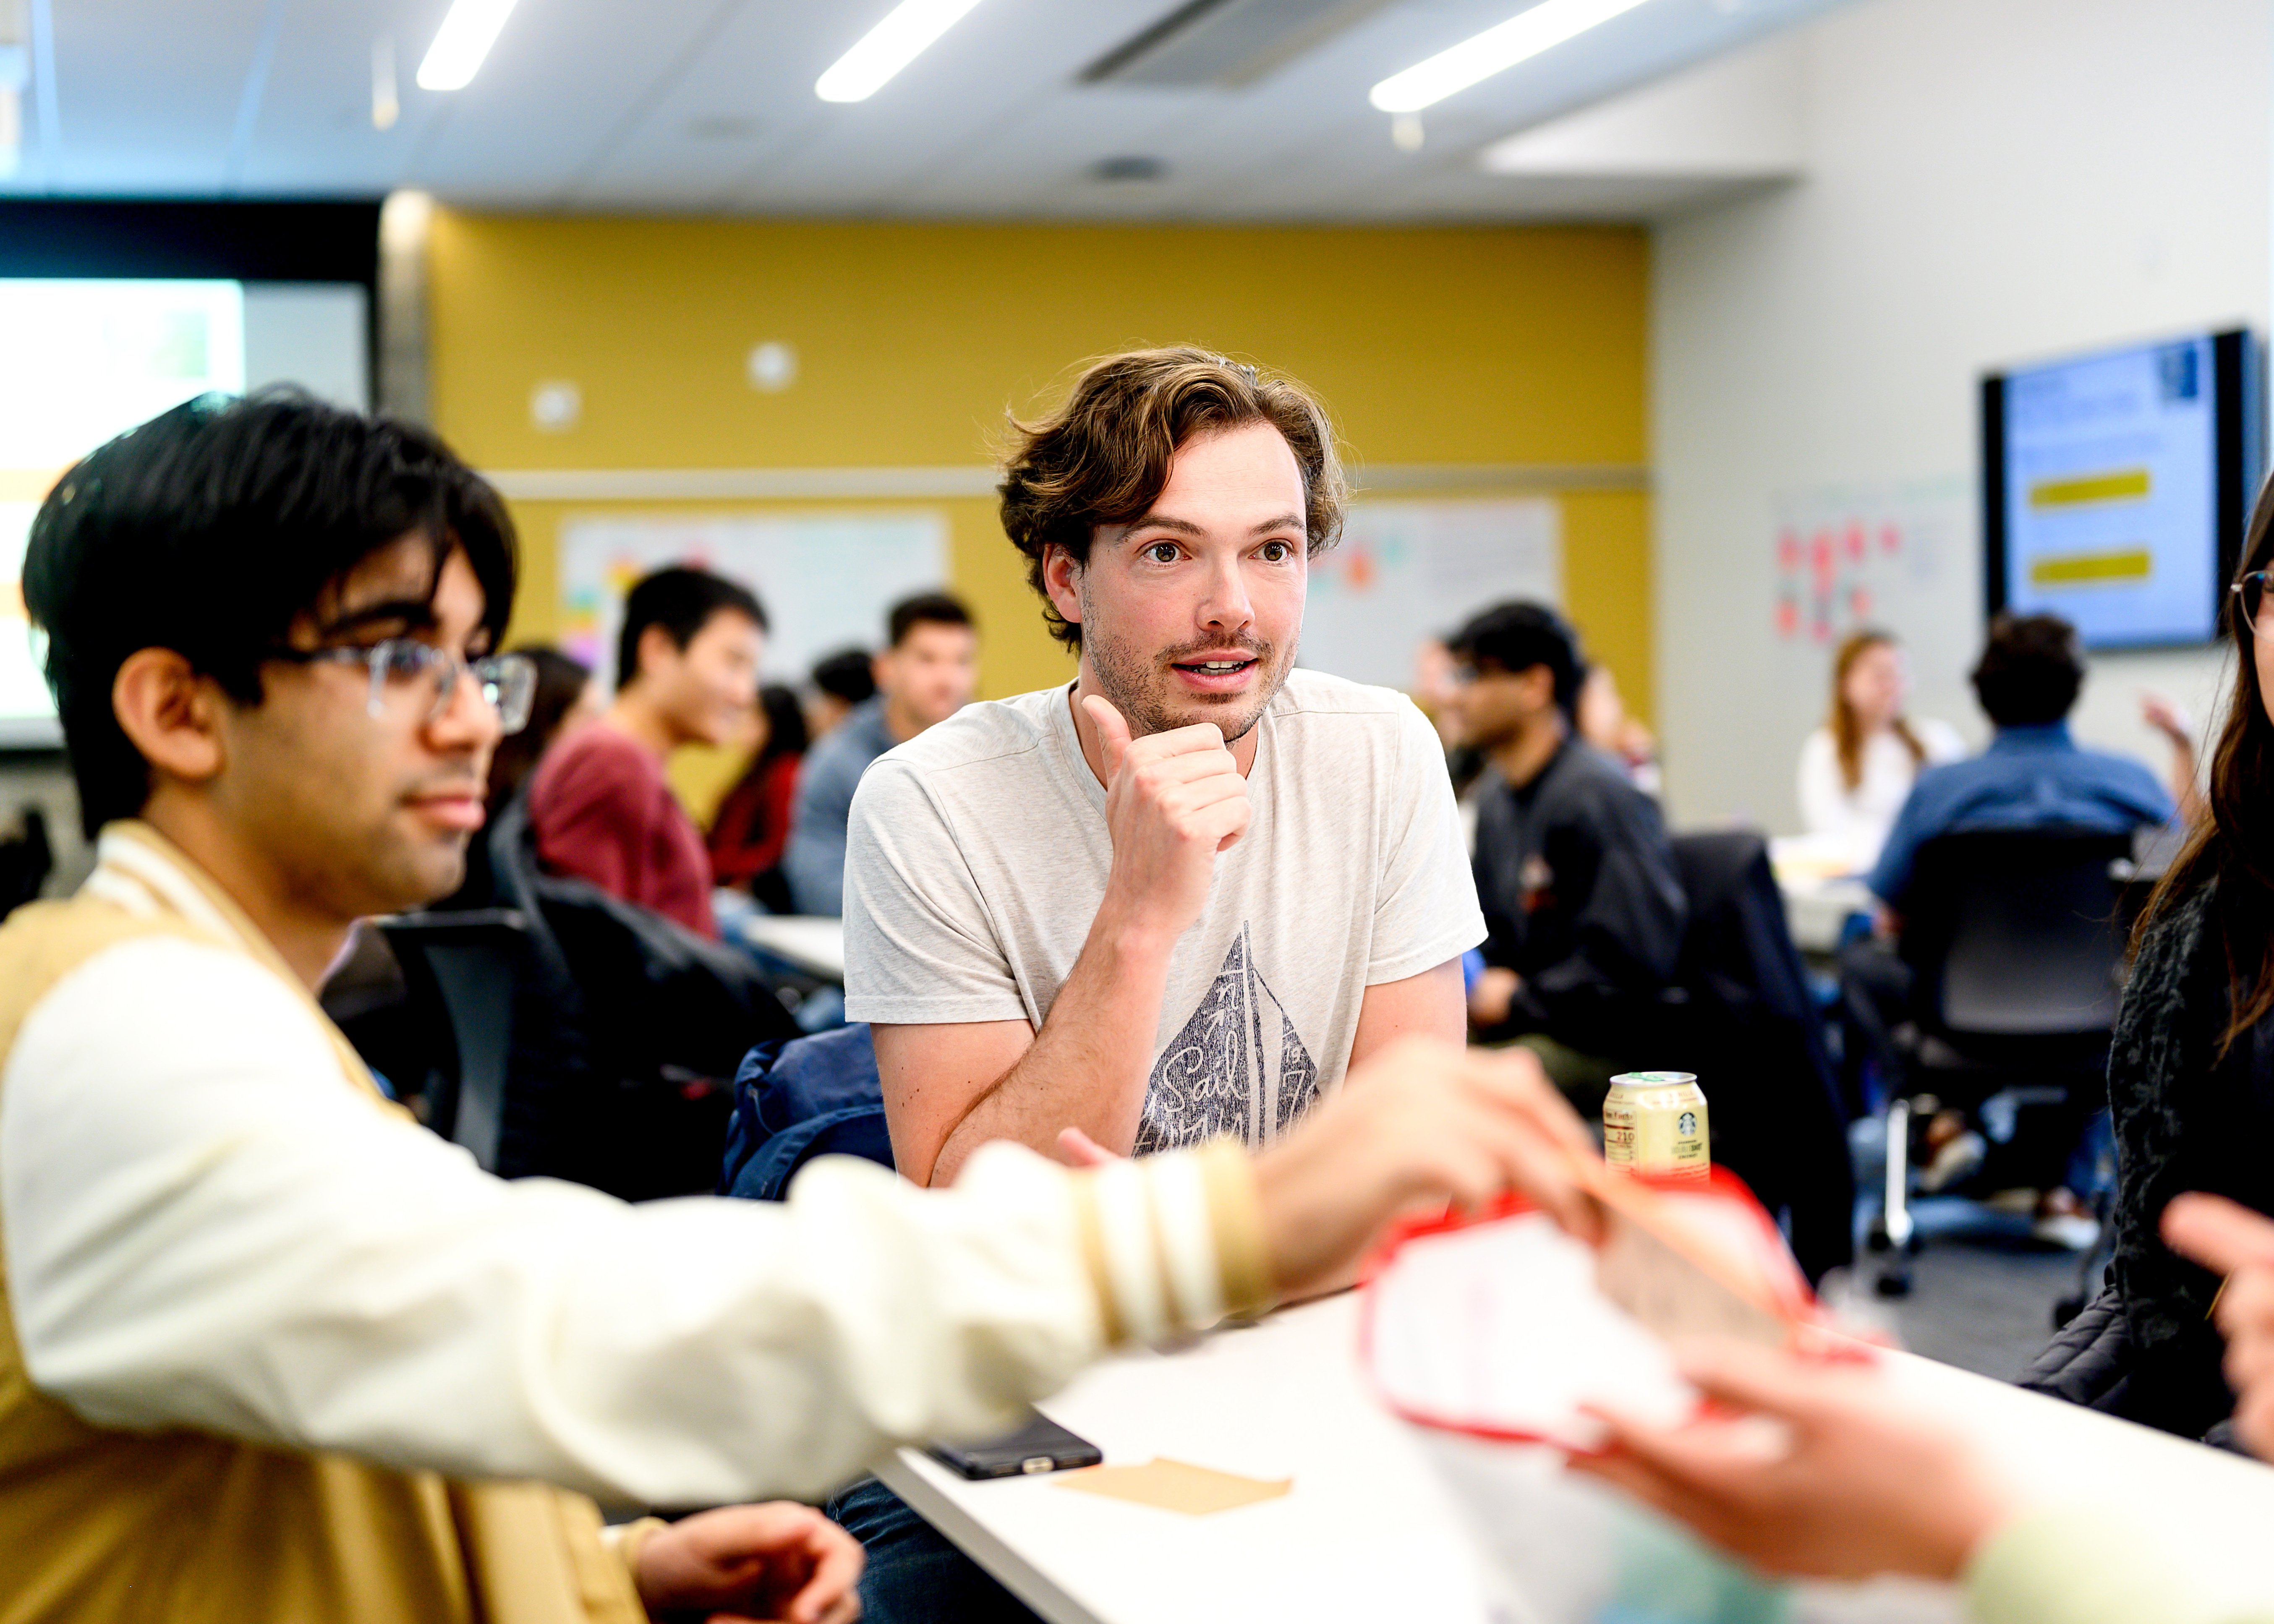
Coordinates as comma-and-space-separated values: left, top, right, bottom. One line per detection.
1447, 601, 1586, 719
810, 647, 878, 706
1970, 613, 2084, 727
616, 565, 766, 693
889, 590, 974, 648
753, 682, 810, 767
484, 645, 592, 812
2138, 476, 2274, 1053
997, 347, 1347, 650
22, 390, 515, 837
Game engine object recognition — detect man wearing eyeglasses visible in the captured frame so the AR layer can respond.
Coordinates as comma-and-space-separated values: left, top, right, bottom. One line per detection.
0, 390, 1603, 1623
528, 565, 766, 939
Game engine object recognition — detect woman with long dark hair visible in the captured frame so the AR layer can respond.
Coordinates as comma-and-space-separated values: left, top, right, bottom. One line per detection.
708, 684, 810, 915
2109, 475, 2274, 1438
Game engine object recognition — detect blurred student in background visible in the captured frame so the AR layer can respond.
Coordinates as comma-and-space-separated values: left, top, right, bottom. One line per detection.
1576, 662, 1662, 797
529, 565, 764, 939
1842, 613, 2180, 1244
783, 591, 978, 916
708, 683, 810, 915
483, 645, 600, 816
1449, 601, 1686, 1114
806, 645, 876, 740
1796, 629, 1963, 872
1868, 614, 2187, 909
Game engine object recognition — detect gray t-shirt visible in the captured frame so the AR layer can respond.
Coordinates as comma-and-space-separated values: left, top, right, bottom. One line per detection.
843, 669, 1486, 1152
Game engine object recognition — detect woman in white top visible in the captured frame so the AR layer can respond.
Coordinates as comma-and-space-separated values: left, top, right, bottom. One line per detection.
1796, 629, 1965, 871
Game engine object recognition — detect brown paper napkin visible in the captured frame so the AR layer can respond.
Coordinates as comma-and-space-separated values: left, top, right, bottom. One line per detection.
1053, 1457, 1291, 1515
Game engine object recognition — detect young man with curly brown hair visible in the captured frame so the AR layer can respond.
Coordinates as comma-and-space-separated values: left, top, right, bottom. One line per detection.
846, 348, 1488, 1187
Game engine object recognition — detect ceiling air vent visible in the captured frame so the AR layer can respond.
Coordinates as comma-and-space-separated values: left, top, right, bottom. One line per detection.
1081, 0, 1397, 89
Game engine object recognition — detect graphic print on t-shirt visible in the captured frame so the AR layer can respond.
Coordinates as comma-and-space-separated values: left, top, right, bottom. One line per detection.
1135, 923, 1319, 1153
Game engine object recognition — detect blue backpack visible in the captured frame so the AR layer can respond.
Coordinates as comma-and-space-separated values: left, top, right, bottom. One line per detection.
718, 1023, 896, 1201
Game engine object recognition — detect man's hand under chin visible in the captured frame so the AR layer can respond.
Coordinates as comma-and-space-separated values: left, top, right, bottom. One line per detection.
1084, 694, 1250, 946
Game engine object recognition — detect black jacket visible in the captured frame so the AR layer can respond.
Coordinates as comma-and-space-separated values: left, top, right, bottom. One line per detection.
2104, 879, 2258, 1437
1471, 739, 1688, 1058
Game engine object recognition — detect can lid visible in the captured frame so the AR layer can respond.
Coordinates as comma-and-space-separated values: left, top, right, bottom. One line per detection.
1610, 1070, 1697, 1086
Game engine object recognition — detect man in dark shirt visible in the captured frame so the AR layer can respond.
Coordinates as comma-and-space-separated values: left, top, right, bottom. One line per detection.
1448, 601, 1687, 1112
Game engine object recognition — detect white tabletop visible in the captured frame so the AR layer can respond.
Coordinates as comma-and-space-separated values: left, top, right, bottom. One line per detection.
880, 1292, 2274, 1624
723, 912, 846, 981
878, 1295, 1491, 1624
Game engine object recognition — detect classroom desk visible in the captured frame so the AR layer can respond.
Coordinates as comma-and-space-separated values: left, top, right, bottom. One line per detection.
720, 911, 847, 982
1779, 873, 1876, 956
878, 1292, 2274, 1624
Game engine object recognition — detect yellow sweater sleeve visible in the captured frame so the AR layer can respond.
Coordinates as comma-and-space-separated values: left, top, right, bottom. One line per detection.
1967, 1507, 2274, 1624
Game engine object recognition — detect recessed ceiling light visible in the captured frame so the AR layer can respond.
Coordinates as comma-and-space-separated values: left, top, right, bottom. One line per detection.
816, 0, 986, 103
1369, 0, 1652, 113
417, 0, 523, 93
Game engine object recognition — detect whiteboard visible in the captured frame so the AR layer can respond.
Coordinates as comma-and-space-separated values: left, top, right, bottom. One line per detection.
557, 510, 950, 688
1299, 499, 1562, 689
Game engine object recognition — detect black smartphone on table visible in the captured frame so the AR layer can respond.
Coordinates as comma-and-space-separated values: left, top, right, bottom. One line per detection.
927, 1410, 1103, 1480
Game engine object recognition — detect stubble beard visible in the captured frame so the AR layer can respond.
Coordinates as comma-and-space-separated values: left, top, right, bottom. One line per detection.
1078, 580, 1292, 746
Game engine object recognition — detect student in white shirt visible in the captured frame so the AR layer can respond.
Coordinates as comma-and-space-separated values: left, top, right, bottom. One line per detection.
1796, 629, 1966, 871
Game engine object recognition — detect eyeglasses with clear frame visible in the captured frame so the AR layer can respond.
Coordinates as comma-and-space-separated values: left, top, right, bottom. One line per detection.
275, 639, 538, 734
2234, 572, 2274, 638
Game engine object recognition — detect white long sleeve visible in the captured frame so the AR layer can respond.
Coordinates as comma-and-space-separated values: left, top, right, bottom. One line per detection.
1, 934, 1119, 1511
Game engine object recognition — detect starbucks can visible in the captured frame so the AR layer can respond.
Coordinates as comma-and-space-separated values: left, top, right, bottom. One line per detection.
1602, 1070, 1709, 1182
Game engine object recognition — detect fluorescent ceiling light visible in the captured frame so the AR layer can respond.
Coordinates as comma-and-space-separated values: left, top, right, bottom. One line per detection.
416, 0, 522, 92
1369, 0, 1651, 113
816, 0, 985, 103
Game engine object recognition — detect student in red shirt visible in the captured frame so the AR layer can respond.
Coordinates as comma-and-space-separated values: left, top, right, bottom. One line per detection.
708, 684, 810, 915
528, 567, 763, 937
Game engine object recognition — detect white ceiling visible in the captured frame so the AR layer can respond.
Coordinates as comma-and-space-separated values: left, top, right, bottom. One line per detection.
7, 0, 1859, 219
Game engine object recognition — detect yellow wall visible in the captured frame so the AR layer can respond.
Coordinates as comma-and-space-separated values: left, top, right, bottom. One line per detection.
426, 212, 1652, 812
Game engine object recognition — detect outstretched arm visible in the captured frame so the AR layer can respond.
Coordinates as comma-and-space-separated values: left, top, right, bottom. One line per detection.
2142, 692, 2205, 829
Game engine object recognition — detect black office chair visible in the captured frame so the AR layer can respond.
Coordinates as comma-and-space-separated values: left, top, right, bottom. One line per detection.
1664, 830, 1856, 1285
369, 796, 801, 1199
1870, 827, 2131, 1296
378, 908, 532, 1172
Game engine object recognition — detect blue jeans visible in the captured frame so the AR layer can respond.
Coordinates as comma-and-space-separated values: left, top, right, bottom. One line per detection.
825, 1475, 1041, 1624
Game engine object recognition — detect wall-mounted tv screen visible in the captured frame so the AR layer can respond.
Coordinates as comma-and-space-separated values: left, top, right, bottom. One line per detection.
0, 277, 370, 747
1984, 329, 2264, 650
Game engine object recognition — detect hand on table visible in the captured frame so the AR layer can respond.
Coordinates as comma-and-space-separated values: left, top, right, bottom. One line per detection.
2164, 1192, 2274, 1460
1467, 965, 1520, 1029
1084, 695, 1249, 944
634, 1502, 863, 1624
1569, 1339, 2018, 1582
1250, 1037, 1604, 1298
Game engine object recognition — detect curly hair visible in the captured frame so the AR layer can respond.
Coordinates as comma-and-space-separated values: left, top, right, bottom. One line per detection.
996, 347, 1347, 650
